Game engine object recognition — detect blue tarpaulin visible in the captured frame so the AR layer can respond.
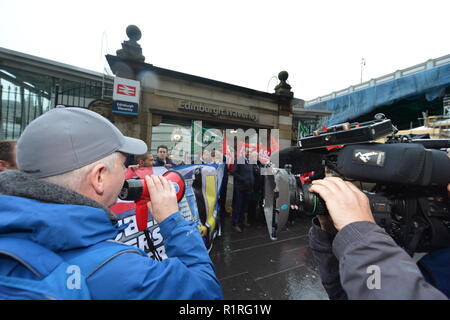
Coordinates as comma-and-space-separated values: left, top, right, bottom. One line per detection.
306, 63, 450, 126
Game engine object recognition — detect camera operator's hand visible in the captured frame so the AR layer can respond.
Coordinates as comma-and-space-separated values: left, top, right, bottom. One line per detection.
310, 177, 375, 231
145, 175, 179, 223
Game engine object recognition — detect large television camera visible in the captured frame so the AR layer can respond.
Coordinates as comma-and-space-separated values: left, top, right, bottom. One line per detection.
264, 114, 450, 255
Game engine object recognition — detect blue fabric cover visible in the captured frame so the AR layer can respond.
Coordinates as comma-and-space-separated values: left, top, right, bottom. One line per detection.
306, 63, 450, 126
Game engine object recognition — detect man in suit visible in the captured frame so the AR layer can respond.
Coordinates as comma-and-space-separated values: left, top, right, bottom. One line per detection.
231, 147, 256, 232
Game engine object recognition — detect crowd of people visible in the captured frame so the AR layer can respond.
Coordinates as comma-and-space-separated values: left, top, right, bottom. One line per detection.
0, 106, 448, 300
121, 142, 265, 234
0, 131, 266, 237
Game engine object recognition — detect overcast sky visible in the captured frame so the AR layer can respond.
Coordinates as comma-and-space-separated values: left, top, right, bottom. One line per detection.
1, 0, 449, 101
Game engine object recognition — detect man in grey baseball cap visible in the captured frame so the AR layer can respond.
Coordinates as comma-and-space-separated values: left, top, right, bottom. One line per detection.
17, 106, 147, 179
14, 106, 148, 209
0, 106, 222, 300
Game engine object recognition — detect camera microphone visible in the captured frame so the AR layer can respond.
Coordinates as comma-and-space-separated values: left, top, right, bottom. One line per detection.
336, 143, 450, 187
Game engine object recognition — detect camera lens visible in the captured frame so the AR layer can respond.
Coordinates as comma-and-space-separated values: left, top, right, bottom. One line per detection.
299, 184, 329, 216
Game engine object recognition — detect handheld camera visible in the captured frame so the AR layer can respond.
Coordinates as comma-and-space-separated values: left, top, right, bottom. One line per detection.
265, 114, 450, 255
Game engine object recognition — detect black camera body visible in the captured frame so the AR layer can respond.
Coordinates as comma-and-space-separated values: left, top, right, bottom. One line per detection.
267, 115, 450, 255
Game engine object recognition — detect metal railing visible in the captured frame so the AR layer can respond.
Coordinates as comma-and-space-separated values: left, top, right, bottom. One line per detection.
55, 81, 113, 108
0, 85, 51, 139
0, 81, 113, 140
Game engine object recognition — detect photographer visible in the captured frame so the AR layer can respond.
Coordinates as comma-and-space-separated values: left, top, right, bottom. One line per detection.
0, 107, 222, 300
308, 176, 448, 300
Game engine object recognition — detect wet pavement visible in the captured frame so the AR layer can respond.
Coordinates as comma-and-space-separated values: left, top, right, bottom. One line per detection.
210, 212, 329, 300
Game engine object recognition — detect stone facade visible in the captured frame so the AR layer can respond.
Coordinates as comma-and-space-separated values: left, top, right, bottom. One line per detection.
105, 26, 297, 151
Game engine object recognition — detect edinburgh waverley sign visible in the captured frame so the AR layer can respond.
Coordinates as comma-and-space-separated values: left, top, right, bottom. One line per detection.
179, 100, 258, 122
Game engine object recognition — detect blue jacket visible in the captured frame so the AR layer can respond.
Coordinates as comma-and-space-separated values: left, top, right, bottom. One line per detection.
0, 170, 223, 300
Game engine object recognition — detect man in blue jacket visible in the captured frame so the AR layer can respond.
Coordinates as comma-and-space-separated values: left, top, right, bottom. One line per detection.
0, 106, 223, 300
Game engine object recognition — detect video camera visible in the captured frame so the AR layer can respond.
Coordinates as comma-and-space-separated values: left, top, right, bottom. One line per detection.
264, 114, 450, 255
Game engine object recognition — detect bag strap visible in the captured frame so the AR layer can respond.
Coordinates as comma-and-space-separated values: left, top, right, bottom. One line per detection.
0, 237, 88, 299
0, 238, 146, 300
0, 237, 146, 279
0, 237, 63, 278
66, 242, 147, 279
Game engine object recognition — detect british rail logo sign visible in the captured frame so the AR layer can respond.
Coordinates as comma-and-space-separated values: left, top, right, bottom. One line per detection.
117, 84, 137, 96
113, 77, 141, 116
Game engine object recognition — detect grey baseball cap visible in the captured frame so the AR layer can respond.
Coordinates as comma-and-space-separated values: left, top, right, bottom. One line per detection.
17, 106, 148, 178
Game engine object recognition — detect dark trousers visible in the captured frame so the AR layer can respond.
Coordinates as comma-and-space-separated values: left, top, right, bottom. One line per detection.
218, 172, 228, 217
232, 189, 251, 227
248, 197, 263, 224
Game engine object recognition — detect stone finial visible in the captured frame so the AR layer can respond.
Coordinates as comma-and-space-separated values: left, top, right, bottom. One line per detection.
274, 71, 293, 97
116, 25, 145, 62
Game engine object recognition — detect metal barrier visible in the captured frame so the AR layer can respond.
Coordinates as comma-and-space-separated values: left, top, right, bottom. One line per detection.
0, 85, 50, 140
55, 79, 113, 108
0, 81, 113, 140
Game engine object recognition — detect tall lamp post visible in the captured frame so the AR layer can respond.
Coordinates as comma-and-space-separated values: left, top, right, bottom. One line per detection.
360, 58, 366, 83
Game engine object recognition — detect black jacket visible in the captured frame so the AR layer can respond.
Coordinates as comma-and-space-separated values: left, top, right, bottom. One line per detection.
154, 157, 176, 167
232, 157, 255, 191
